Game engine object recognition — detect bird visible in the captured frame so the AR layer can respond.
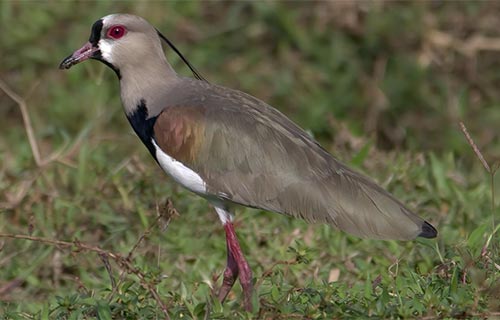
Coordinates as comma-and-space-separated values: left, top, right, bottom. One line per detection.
59, 14, 437, 311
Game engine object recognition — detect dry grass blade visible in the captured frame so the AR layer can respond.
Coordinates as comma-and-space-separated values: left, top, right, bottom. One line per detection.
99, 252, 116, 290
0, 233, 120, 259
0, 174, 39, 210
0, 78, 42, 166
0, 78, 73, 168
459, 122, 490, 173
427, 30, 500, 58
160, 198, 180, 232
0, 279, 23, 298
460, 121, 499, 268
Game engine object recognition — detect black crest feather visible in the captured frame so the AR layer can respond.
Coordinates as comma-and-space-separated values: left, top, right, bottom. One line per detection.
156, 29, 206, 82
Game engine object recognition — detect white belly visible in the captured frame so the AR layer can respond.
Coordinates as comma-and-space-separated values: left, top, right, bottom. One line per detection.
152, 139, 207, 195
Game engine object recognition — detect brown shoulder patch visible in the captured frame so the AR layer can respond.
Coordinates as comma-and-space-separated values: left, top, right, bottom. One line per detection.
153, 105, 206, 166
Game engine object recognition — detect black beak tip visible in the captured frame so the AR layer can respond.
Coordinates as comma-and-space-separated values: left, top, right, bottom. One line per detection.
59, 55, 74, 70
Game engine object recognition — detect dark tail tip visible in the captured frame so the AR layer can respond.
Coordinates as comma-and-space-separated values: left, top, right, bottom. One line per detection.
418, 221, 438, 238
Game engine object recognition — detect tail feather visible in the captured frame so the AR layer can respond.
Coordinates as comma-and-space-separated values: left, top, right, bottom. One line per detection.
419, 221, 438, 238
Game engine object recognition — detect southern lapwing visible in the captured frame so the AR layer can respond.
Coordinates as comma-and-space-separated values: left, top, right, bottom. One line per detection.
59, 14, 437, 311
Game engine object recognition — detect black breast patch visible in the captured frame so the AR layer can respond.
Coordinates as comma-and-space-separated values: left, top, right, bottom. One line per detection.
126, 99, 158, 161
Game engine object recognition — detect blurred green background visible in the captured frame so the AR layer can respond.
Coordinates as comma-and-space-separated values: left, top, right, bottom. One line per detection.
1, 1, 499, 319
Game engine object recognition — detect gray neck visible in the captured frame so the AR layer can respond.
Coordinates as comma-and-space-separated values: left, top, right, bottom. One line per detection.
120, 58, 179, 117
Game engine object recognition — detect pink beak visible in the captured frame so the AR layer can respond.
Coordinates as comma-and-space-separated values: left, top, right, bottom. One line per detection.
59, 41, 99, 69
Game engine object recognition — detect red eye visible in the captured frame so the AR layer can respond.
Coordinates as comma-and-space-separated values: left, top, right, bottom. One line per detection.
107, 25, 126, 39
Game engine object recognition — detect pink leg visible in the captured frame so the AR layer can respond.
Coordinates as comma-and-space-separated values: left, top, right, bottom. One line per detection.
217, 242, 238, 302
221, 221, 253, 311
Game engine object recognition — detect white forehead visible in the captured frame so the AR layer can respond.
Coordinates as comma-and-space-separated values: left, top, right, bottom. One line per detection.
102, 14, 114, 25
102, 13, 124, 26
101, 14, 150, 28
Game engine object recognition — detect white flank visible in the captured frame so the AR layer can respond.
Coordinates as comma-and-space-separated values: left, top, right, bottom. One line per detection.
152, 139, 207, 195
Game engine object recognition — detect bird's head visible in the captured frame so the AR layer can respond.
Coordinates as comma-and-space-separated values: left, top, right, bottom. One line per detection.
59, 13, 204, 82
59, 14, 164, 78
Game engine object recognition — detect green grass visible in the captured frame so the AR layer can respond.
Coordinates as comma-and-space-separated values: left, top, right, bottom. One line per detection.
1, 2, 499, 319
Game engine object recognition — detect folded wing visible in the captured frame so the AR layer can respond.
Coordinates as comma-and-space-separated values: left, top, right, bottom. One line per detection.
153, 81, 437, 240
